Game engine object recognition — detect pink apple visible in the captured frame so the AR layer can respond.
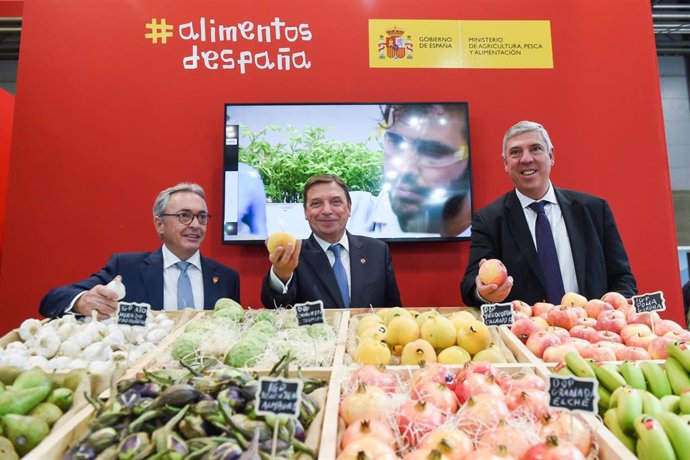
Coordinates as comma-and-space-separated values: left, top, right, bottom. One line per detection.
620, 324, 653, 343
569, 325, 598, 342
615, 346, 651, 361
542, 344, 580, 363
532, 316, 550, 329
654, 320, 683, 336
511, 318, 544, 343
547, 306, 579, 330
648, 336, 677, 359
576, 317, 598, 328
601, 292, 629, 310
546, 326, 571, 343
561, 292, 588, 308
514, 311, 529, 322
592, 330, 623, 344
571, 306, 587, 319
625, 332, 657, 350
566, 337, 591, 352
580, 343, 617, 361
532, 302, 556, 317
596, 310, 627, 335
512, 300, 533, 317
597, 341, 626, 354
664, 330, 690, 341
479, 258, 508, 285
584, 299, 613, 320
526, 331, 562, 358
618, 304, 636, 318
627, 311, 661, 328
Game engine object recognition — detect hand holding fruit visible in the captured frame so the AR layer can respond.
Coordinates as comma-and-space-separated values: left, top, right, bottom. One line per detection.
266, 232, 301, 283
476, 258, 513, 303
73, 275, 122, 319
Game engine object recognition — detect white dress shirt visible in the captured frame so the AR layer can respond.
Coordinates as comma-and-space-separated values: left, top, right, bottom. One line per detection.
515, 182, 579, 294
162, 245, 205, 310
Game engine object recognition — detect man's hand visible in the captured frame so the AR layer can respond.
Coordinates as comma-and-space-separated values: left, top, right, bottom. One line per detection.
268, 239, 302, 283
73, 276, 121, 319
476, 258, 513, 303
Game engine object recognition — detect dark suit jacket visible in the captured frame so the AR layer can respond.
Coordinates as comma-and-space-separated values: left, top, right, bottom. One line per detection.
460, 188, 637, 306
261, 232, 402, 309
39, 248, 240, 318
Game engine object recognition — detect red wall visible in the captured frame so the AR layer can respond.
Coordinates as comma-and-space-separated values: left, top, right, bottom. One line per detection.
0, 89, 13, 281
0, 0, 682, 334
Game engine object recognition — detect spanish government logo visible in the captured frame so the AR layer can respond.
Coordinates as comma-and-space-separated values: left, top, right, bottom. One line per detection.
378, 26, 413, 60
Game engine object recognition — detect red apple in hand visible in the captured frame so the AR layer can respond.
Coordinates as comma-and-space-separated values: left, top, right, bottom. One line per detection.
595, 310, 627, 335
479, 259, 508, 285
601, 291, 629, 309
266, 231, 297, 253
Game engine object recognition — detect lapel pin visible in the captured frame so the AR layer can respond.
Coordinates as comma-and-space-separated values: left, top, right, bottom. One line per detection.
212, 276, 219, 284
361, 258, 366, 264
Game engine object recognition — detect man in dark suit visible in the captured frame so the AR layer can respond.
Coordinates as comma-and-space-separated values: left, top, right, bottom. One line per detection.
461, 121, 637, 306
40, 182, 240, 318
261, 174, 401, 309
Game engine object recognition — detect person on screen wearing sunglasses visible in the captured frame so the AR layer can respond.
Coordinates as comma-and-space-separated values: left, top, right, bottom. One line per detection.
460, 120, 636, 307
349, 103, 472, 237
39, 182, 240, 318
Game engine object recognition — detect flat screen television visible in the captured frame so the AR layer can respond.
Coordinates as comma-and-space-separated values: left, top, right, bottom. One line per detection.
222, 102, 472, 243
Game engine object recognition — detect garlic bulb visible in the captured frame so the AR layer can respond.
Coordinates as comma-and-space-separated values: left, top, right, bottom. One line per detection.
18, 318, 42, 341
72, 329, 95, 349
59, 340, 81, 358
103, 329, 127, 349
49, 356, 73, 371
145, 328, 167, 345
82, 342, 112, 362
57, 322, 76, 341
88, 360, 113, 375
33, 331, 60, 359
27, 355, 51, 371
105, 276, 126, 301
0, 353, 26, 368
68, 359, 88, 370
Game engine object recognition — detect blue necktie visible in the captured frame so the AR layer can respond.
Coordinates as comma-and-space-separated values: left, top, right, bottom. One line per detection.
528, 201, 566, 305
329, 244, 350, 307
176, 261, 194, 309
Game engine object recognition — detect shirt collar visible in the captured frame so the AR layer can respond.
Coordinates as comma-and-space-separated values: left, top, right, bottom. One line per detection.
313, 233, 350, 253
162, 244, 202, 270
515, 181, 557, 209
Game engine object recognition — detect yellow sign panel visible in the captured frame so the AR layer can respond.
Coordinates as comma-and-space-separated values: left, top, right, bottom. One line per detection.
369, 19, 553, 69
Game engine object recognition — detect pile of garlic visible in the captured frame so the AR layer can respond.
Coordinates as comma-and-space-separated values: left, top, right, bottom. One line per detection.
0, 311, 175, 373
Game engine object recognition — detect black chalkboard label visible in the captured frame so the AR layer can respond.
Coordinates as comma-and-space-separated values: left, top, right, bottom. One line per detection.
480, 302, 515, 326
117, 302, 150, 326
295, 300, 325, 326
548, 375, 598, 414
255, 377, 303, 418
632, 291, 666, 314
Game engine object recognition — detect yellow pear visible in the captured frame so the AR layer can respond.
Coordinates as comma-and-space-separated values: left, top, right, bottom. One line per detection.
449, 310, 477, 322
357, 314, 385, 337
456, 319, 492, 356
471, 343, 507, 363
381, 307, 412, 325
385, 315, 420, 347
415, 310, 439, 329
359, 325, 387, 342
437, 345, 472, 364
420, 315, 457, 350
353, 338, 391, 365
400, 339, 437, 365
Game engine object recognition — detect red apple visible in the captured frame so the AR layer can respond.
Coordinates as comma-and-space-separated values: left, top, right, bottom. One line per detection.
584, 299, 613, 320
648, 336, 676, 359
592, 330, 623, 344
512, 300, 532, 317
615, 346, 651, 361
547, 306, 579, 330
569, 325, 598, 342
620, 324, 653, 343
580, 343, 617, 361
654, 320, 683, 336
511, 318, 544, 343
664, 330, 690, 341
627, 311, 661, 328
571, 306, 587, 319
526, 331, 562, 358
596, 310, 627, 335
514, 311, 529, 322
479, 259, 508, 286
532, 316, 550, 329
601, 292, 629, 309
532, 302, 556, 317
566, 337, 591, 352
542, 343, 579, 363
618, 304, 636, 318
561, 292, 588, 308
576, 317, 598, 328
625, 332, 656, 350
546, 326, 571, 343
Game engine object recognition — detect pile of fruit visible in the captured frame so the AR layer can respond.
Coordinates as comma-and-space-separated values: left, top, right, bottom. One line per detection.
349, 308, 510, 366
509, 291, 689, 362
338, 363, 594, 459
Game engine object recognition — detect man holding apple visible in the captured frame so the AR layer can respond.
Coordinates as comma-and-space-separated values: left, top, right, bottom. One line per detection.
460, 121, 637, 306
261, 174, 402, 309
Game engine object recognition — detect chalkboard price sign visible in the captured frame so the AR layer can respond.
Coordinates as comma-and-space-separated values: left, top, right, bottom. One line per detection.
632, 291, 666, 314
480, 302, 515, 326
255, 377, 303, 418
117, 302, 150, 326
548, 375, 598, 414
295, 300, 325, 326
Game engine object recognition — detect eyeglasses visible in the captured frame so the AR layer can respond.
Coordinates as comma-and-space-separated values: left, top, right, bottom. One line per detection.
159, 212, 210, 225
384, 131, 468, 168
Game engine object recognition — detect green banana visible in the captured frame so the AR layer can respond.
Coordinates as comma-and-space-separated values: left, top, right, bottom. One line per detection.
665, 356, 690, 395
589, 361, 626, 393
619, 360, 647, 390
616, 387, 643, 433
667, 341, 690, 373
680, 389, 690, 414
655, 412, 690, 460
598, 384, 612, 414
553, 362, 574, 376
564, 352, 595, 379
633, 415, 677, 460
641, 390, 664, 416
603, 408, 636, 454
641, 361, 673, 398
661, 394, 681, 413
608, 385, 630, 409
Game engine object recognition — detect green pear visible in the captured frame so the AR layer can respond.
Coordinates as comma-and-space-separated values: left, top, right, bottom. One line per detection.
1, 414, 49, 456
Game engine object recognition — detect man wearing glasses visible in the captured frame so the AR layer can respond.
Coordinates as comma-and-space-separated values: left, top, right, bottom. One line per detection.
350, 103, 472, 237
39, 182, 240, 318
